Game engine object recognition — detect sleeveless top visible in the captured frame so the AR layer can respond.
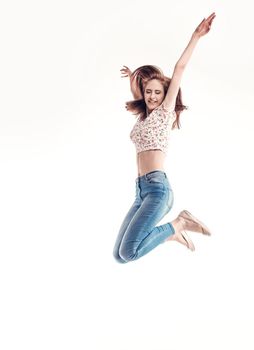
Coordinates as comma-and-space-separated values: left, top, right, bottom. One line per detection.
130, 102, 176, 155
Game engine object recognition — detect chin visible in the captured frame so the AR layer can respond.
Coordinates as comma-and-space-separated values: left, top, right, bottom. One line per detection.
148, 102, 158, 107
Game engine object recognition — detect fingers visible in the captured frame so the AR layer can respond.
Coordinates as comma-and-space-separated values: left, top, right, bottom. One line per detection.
199, 12, 215, 27
121, 65, 130, 70
120, 66, 130, 73
120, 65, 132, 78
120, 66, 130, 78
206, 12, 216, 23
203, 12, 216, 31
207, 12, 216, 19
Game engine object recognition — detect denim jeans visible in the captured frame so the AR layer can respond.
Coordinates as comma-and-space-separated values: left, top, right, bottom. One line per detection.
113, 170, 175, 263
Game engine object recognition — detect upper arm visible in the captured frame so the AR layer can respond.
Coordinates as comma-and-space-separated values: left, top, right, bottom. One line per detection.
130, 75, 142, 100
162, 65, 185, 111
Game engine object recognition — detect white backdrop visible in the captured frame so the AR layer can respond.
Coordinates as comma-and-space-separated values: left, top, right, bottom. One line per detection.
0, 0, 254, 349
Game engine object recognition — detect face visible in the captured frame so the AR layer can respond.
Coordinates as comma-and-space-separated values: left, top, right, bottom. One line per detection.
143, 79, 165, 114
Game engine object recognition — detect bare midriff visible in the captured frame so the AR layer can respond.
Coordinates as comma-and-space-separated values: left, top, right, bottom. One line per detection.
137, 149, 166, 177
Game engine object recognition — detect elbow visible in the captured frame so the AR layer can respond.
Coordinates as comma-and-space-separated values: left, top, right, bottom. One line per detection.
175, 63, 185, 70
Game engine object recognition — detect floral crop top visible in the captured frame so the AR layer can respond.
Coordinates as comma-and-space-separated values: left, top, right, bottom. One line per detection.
130, 103, 176, 155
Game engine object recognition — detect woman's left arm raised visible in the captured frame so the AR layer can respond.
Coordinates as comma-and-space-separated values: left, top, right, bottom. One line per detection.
163, 12, 216, 111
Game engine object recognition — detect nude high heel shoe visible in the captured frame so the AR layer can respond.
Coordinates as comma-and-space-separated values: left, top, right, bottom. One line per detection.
167, 228, 195, 251
179, 230, 195, 251
178, 210, 211, 236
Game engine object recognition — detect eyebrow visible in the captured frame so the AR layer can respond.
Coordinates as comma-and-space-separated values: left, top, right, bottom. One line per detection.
146, 89, 162, 92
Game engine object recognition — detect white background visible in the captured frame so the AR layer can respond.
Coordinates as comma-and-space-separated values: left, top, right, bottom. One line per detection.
0, 0, 254, 349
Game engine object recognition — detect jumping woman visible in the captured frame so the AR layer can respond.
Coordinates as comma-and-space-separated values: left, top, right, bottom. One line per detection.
113, 12, 216, 263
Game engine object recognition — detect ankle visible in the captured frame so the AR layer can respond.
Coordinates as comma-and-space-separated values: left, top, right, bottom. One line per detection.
171, 217, 184, 235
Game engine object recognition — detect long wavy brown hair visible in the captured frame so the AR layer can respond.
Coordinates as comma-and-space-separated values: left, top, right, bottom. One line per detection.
125, 65, 188, 129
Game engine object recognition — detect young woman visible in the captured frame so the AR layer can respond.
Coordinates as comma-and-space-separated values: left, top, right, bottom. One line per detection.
113, 13, 216, 264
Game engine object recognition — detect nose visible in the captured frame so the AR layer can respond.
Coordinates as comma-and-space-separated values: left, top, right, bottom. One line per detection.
150, 91, 156, 100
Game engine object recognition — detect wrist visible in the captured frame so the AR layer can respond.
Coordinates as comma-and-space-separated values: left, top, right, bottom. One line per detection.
191, 32, 200, 41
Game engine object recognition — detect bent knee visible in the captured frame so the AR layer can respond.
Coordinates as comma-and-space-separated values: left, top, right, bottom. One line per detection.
118, 247, 137, 263
113, 250, 128, 264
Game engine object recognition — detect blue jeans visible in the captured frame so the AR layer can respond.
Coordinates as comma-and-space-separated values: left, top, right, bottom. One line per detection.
113, 170, 175, 263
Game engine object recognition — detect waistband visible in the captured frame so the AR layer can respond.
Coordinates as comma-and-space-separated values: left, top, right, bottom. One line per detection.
136, 170, 167, 182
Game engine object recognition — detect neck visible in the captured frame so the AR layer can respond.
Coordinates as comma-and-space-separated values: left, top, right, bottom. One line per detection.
146, 107, 152, 116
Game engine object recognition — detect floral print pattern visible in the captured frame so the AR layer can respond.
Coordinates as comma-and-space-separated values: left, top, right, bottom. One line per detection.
130, 103, 176, 155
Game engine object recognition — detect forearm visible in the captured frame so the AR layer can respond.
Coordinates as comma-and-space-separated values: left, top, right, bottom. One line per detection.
175, 33, 200, 68
130, 83, 140, 99
130, 76, 142, 100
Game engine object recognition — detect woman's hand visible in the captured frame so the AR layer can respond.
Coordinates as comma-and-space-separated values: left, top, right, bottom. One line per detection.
120, 65, 132, 78
193, 12, 216, 38
120, 65, 142, 100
